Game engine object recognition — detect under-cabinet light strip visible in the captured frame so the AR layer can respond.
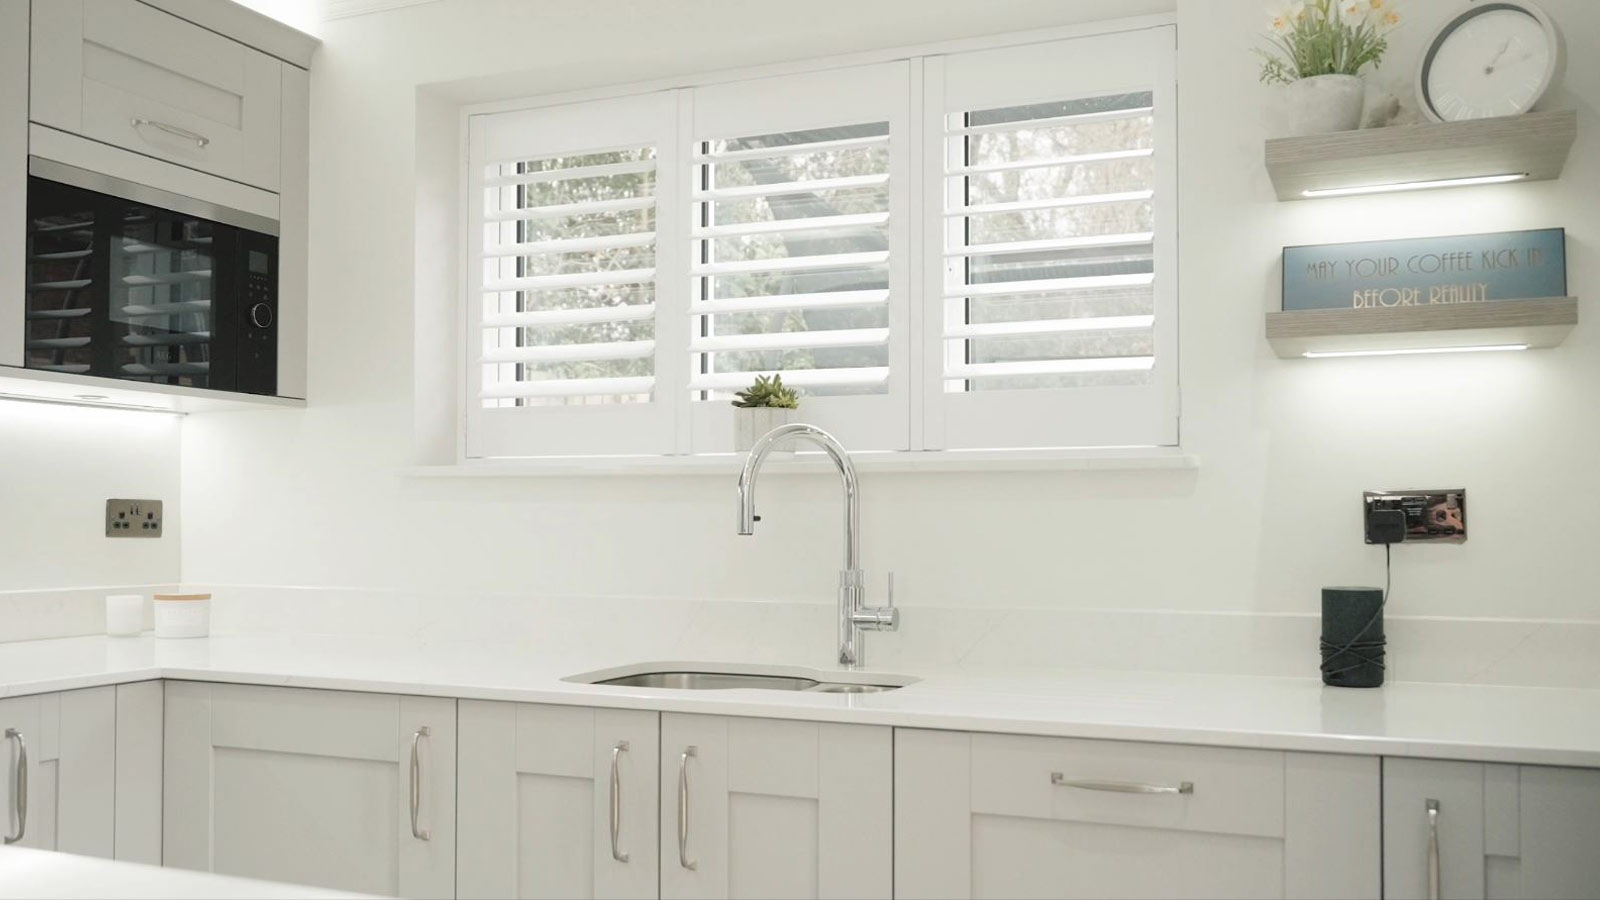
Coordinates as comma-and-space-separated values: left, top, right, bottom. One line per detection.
0, 392, 187, 415
1302, 344, 1528, 359
1301, 173, 1528, 198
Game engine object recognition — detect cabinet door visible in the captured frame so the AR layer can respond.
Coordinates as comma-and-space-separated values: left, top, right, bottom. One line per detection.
457, 701, 659, 900
1385, 757, 1600, 900
897, 729, 1379, 900
0, 687, 116, 856
29, 0, 282, 191
1, 0, 25, 367
661, 714, 892, 900
163, 682, 456, 898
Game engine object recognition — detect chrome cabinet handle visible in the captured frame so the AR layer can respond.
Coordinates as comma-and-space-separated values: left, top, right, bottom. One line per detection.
1051, 773, 1194, 795
130, 117, 210, 148
4, 729, 25, 845
610, 741, 630, 863
409, 726, 431, 841
1426, 799, 1441, 900
678, 746, 697, 871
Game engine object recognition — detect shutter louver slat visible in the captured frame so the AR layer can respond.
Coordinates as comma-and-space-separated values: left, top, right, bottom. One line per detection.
689, 367, 889, 391
691, 327, 888, 354
692, 289, 889, 316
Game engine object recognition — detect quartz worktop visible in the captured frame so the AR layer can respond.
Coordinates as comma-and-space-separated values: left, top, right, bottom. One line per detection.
2, 633, 1599, 767
0, 846, 376, 899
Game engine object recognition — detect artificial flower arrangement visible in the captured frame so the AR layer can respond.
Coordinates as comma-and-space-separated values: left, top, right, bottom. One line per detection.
1258, 0, 1402, 84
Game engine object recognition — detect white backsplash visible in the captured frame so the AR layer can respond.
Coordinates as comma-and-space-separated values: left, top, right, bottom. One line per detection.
185, 584, 1600, 690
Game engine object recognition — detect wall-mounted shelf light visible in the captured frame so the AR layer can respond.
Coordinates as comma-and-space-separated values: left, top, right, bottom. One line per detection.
1266, 110, 1574, 202
1300, 173, 1527, 199
1266, 298, 1576, 359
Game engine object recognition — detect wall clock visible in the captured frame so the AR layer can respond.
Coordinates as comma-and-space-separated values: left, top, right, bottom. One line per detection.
1415, 1, 1564, 122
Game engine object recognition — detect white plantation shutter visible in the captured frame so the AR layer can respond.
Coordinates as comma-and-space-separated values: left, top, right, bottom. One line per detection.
923, 28, 1178, 449
466, 92, 686, 457
687, 63, 911, 452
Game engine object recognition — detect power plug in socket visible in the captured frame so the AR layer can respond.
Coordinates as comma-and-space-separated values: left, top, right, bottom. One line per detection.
1363, 490, 1466, 544
106, 499, 163, 538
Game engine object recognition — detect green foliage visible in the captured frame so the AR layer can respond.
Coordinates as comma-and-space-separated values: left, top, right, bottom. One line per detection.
732, 373, 800, 409
1256, 0, 1400, 85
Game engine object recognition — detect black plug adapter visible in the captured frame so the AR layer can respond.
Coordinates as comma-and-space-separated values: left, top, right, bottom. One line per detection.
1365, 508, 1408, 545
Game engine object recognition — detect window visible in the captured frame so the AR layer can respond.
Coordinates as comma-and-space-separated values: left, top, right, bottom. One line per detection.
462, 26, 1175, 459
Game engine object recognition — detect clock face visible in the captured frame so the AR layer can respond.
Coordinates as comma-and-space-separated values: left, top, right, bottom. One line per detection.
1426, 6, 1553, 121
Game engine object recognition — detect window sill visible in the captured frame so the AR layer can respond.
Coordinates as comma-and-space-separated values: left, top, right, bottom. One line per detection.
398, 447, 1198, 478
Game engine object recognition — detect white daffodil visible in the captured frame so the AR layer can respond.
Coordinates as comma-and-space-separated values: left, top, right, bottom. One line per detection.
1338, 0, 1370, 25
1267, 0, 1306, 31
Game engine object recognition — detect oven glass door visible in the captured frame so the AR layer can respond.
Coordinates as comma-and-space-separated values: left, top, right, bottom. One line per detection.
25, 175, 235, 390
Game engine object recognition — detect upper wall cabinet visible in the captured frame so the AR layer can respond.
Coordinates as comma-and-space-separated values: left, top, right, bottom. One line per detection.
30, 0, 284, 192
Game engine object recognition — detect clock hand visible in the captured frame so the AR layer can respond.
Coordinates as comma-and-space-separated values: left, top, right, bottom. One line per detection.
1484, 37, 1512, 75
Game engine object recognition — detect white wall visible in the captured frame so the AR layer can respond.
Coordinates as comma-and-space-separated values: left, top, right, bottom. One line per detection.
181, 0, 1600, 646
0, 400, 180, 638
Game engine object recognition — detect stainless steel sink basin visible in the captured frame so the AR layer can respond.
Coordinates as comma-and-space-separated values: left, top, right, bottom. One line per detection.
579, 668, 907, 693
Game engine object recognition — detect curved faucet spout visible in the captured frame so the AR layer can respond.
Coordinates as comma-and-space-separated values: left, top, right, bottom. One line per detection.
736, 423, 859, 570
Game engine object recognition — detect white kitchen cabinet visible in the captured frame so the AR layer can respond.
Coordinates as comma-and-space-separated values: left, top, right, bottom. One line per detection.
162, 681, 456, 898
458, 701, 660, 899
1, 0, 25, 369
1384, 757, 1600, 900
0, 686, 116, 856
895, 729, 1380, 900
660, 713, 892, 900
30, 0, 283, 192
113, 680, 163, 864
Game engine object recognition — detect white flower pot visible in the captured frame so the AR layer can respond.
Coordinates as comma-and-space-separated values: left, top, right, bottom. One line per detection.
1286, 74, 1366, 136
734, 407, 795, 452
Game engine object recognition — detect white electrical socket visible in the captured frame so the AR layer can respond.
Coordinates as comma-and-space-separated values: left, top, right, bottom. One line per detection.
106, 499, 163, 538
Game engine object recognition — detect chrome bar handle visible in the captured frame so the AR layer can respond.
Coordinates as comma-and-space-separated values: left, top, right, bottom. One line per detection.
409, 726, 431, 841
1051, 773, 1194, 795
1426, 799, 1441, 900
130, 118, 210, 148
4, 729, 25, 845
610, 741, 630, 863
678, 746, 697, 871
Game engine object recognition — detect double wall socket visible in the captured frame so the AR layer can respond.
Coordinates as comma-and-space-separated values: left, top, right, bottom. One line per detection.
106, 499, 163, 538
1363, 490, 1466, 544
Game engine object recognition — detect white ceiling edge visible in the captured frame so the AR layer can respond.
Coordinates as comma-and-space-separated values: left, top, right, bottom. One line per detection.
320, 0, 442, 19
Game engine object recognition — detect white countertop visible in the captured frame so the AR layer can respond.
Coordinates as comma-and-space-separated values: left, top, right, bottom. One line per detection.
3, 633, 1600, 767
0, 846, 378, 899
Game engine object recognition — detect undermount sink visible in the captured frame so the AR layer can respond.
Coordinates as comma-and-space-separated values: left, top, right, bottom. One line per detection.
568, 665, 912, 694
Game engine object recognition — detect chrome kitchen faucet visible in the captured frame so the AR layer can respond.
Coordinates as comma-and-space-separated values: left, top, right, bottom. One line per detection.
736, 423, 898, 668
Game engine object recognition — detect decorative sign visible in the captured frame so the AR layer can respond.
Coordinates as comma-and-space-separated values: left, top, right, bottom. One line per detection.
1282, 228, 1566, 311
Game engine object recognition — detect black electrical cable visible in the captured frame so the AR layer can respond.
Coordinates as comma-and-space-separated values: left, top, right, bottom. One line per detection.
1319, 543, 1390, 677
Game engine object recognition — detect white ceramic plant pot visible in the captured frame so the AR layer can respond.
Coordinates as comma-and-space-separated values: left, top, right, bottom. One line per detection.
1286, 74, 1366, 136
734, 407, 795, 452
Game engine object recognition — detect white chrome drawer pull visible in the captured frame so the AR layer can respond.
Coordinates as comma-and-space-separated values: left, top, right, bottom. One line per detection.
678, 746, 697, 871
130, 117, 210, 148
1051, 773, 1194, 795
1426, 799, 1441, 900
4, 729, 24, 844
409, 726, 431, 841
610, 740, 630, 863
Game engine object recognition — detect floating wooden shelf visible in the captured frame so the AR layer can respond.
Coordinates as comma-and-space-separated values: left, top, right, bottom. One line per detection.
0, 365, 306, 413
1265, 297, 1578, 358
1265, 109, 1576, 200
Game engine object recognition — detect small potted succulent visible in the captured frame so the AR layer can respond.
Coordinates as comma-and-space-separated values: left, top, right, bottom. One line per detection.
732, 373, 799, 451
1258, 0, 1401, 136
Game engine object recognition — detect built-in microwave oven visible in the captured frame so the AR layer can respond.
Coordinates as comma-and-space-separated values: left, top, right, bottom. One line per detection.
22, 157, 279, 395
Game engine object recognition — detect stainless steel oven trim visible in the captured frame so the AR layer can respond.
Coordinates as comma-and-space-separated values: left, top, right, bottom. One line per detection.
29, 156, 281, 237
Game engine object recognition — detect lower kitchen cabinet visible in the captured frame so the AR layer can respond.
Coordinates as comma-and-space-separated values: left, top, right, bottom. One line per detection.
457, 701, 660, 899
661, 713, 893, 900
0, 685, 116, 856
894, 729, 1380, 900
162, 681, 457, 898
1383, 757, 1600, 900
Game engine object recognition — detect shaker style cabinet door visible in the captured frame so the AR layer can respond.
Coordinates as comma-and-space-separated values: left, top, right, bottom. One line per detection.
29, 0, 283, 191
0, 687, 116, 857
162, 682, 456, 898
1383, 757, 1600, 900
895, 729, 1380, 900
457, 701, 660, 900
660, 714, 893, 900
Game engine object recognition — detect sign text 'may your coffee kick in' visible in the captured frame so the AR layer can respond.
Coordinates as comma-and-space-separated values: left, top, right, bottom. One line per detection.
1281, 229, 1567, 311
